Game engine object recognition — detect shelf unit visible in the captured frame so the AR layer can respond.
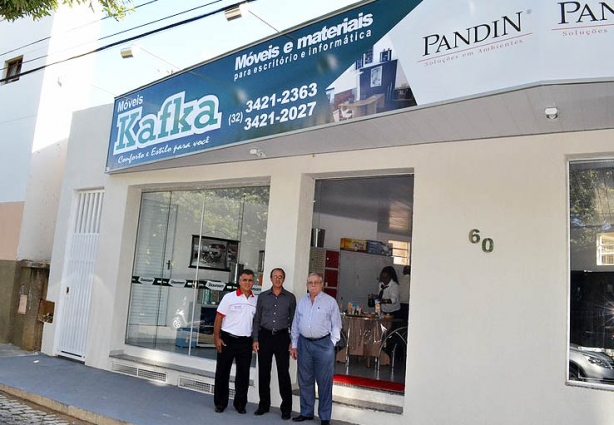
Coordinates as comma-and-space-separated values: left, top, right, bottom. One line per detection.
309, 247, 339, 298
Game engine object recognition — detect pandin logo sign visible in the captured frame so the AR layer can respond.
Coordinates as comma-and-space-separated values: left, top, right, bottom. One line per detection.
557, 1, 614, 24
422, 11, 525, 57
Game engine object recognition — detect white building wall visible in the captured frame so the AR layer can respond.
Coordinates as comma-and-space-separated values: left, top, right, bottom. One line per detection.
0, 15, 51, 260
42, 104, 113, 358
46, 102, 614, 424
0, 5, 100, 261
18, 5, 100, 261
17, 141, 68, 261
0, 16, 52, 204
317, 213, 378, 250
407, 136, 571, 424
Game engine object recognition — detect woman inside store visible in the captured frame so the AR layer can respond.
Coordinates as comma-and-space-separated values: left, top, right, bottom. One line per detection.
376, 266, 401, 319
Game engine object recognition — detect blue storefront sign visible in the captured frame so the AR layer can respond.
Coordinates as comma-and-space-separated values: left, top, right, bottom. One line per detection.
106, 0, 423, 171
107, 0, 614, 171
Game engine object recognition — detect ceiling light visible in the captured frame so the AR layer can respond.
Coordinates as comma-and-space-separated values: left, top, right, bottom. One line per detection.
545, 107, 558, 120
249, 148, 266, 158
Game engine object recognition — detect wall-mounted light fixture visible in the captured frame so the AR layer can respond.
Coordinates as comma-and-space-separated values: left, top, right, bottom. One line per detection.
249, 148, 267, 158
224, 2, 279, 32
120, 44, 180, 73
120, 45, 137, 59
224, 3, 249, 20
544, 107, 559, 120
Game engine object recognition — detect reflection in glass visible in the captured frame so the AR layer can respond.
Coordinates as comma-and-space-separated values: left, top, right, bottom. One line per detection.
125, 186, 269, 359
569, 161, 614, 385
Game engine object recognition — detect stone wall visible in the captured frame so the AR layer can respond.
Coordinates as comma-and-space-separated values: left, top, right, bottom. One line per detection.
0, 261, 19, 343
0, 260, 49, 351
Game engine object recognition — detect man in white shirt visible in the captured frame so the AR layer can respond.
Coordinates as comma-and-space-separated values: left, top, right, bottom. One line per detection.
213, 269, 257, 414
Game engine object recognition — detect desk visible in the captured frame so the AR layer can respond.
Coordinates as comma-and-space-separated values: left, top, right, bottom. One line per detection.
339, 94, 385, 118
336, 314, 398, 367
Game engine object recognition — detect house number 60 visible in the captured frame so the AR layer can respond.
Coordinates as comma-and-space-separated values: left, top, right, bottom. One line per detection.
469, 229, 494, 253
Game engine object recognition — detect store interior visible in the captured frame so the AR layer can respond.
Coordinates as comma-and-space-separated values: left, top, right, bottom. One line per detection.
125, 175, 413, 390
312, 175, 414, 389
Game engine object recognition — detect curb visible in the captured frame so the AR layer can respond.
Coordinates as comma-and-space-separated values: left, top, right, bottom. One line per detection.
0, 384, 133, 425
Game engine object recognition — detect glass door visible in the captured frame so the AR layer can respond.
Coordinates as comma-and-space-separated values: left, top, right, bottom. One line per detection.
126, 186, 270, 358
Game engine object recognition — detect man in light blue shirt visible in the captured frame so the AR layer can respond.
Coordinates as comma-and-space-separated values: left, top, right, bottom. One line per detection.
290, 272, 342, 425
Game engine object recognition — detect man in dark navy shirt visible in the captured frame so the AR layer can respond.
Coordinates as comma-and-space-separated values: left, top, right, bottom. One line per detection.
252, 267, 297, 420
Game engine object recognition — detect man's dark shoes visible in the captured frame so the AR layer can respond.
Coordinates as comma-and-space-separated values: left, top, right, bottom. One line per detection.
214, 406, 224, 413
254, 408, 269, 416
282, 412, 292, 420
321, 421, 330, 425
236, 407, 247, 414
292, 415, 314, 422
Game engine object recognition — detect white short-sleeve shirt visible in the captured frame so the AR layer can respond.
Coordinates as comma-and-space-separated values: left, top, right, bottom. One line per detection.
216, 289, 257, 336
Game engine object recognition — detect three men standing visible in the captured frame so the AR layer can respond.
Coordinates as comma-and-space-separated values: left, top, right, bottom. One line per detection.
252, 268, 297, 420
214, 269, 341, 425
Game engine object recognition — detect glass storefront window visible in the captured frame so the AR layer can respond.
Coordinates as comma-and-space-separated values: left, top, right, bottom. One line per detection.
126, 186, 269, 359
568, 160, 614, 386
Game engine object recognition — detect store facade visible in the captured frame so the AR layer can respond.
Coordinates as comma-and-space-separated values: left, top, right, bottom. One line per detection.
42, 0, 614, 424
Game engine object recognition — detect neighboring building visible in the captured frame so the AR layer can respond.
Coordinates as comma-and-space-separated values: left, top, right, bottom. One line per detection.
15, 0, 614, 424
0, 5, 99, 346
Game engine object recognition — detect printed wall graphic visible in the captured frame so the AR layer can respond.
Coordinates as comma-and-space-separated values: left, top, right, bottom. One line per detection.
189, 235, 239, 271
107, 0, 614, 172
370, 66, 382, 87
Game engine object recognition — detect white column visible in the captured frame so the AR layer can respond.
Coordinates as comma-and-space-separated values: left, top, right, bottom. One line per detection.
264, 170, 315, 295
259, 168, 315, 405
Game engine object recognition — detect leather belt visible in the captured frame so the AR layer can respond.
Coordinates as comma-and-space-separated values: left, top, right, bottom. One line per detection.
302, 334, 330, 342
221, 331, 251, 340
260, 327, 288, 335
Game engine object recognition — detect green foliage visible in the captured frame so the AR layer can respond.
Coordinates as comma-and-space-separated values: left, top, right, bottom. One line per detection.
168, 186, 269, 247
569, 165, 614, 252
0, 0, 132, 21
569, 168, 599, 227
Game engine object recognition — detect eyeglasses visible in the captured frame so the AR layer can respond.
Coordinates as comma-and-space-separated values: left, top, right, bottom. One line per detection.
272, 275, 284, 279
307, 281, 322, 286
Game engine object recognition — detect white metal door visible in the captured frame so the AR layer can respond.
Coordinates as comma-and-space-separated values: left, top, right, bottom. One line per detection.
57, 190, 104, 360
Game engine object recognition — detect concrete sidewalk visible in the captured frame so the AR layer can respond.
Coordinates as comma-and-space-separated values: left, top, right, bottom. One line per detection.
0, 344, 351, 425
